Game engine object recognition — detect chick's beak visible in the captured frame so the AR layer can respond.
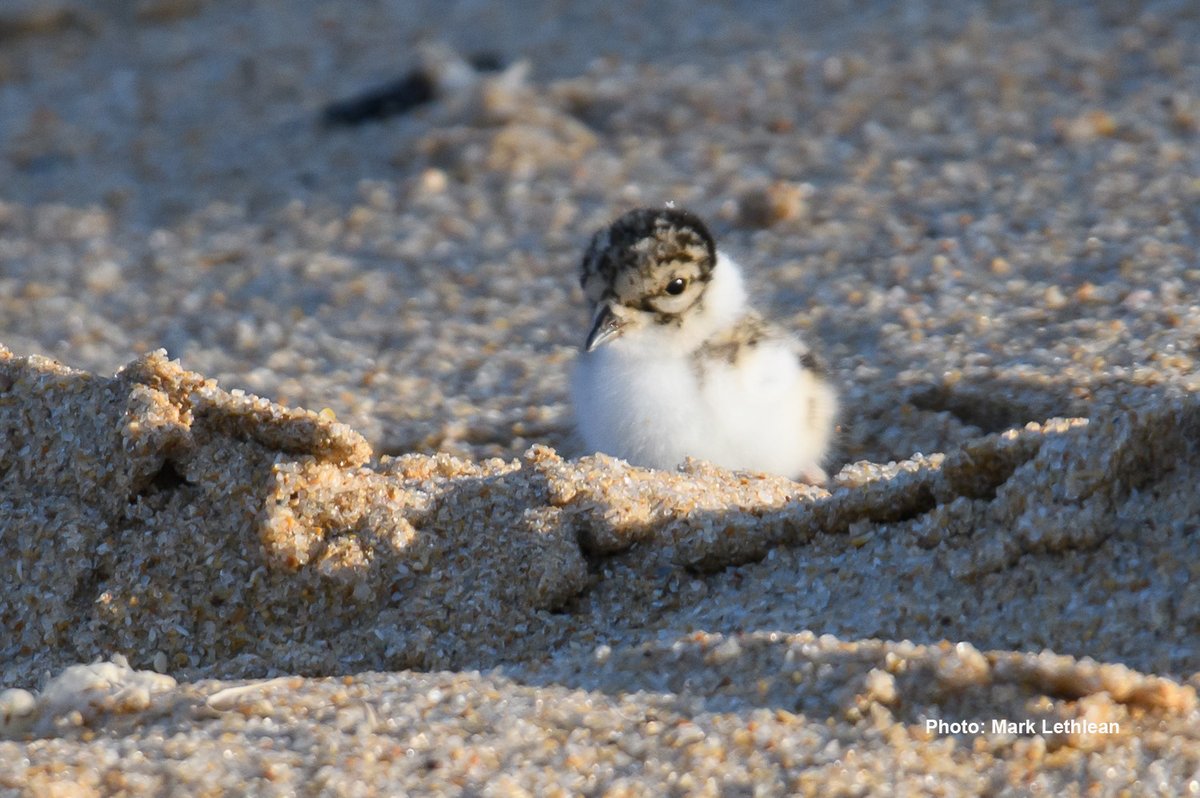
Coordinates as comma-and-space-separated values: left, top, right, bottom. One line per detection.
584, 303, 627, 351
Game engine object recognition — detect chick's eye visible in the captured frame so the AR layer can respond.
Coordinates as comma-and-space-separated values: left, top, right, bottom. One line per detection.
665, 277, 687, 295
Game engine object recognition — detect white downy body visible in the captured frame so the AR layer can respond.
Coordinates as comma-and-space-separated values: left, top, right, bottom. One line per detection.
572, 252, 837, 481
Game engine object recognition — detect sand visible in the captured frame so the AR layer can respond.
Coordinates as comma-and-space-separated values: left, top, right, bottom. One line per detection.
2, 0, 1200, 794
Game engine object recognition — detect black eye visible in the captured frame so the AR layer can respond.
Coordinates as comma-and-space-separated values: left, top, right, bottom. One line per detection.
665, 277, 687, 295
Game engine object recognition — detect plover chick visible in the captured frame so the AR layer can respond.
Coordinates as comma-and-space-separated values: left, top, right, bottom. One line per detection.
570, 207, 837, 483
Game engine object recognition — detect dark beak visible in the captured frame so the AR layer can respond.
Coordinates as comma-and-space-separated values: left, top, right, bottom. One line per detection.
584, 304, 626, 351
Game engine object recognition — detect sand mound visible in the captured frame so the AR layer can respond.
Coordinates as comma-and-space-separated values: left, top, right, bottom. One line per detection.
4, 346, 1199, 690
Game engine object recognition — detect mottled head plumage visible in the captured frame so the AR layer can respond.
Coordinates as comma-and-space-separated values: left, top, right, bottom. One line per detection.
579, 207, 717, 314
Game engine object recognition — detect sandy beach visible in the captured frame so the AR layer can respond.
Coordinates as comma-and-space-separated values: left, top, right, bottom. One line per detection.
2, 0, 1199, 794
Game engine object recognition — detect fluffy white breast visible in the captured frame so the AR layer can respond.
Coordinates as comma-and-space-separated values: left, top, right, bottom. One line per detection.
571, 342, 706, 469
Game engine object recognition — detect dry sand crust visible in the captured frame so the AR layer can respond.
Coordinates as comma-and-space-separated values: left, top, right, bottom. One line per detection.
2, 0, 1200, 794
